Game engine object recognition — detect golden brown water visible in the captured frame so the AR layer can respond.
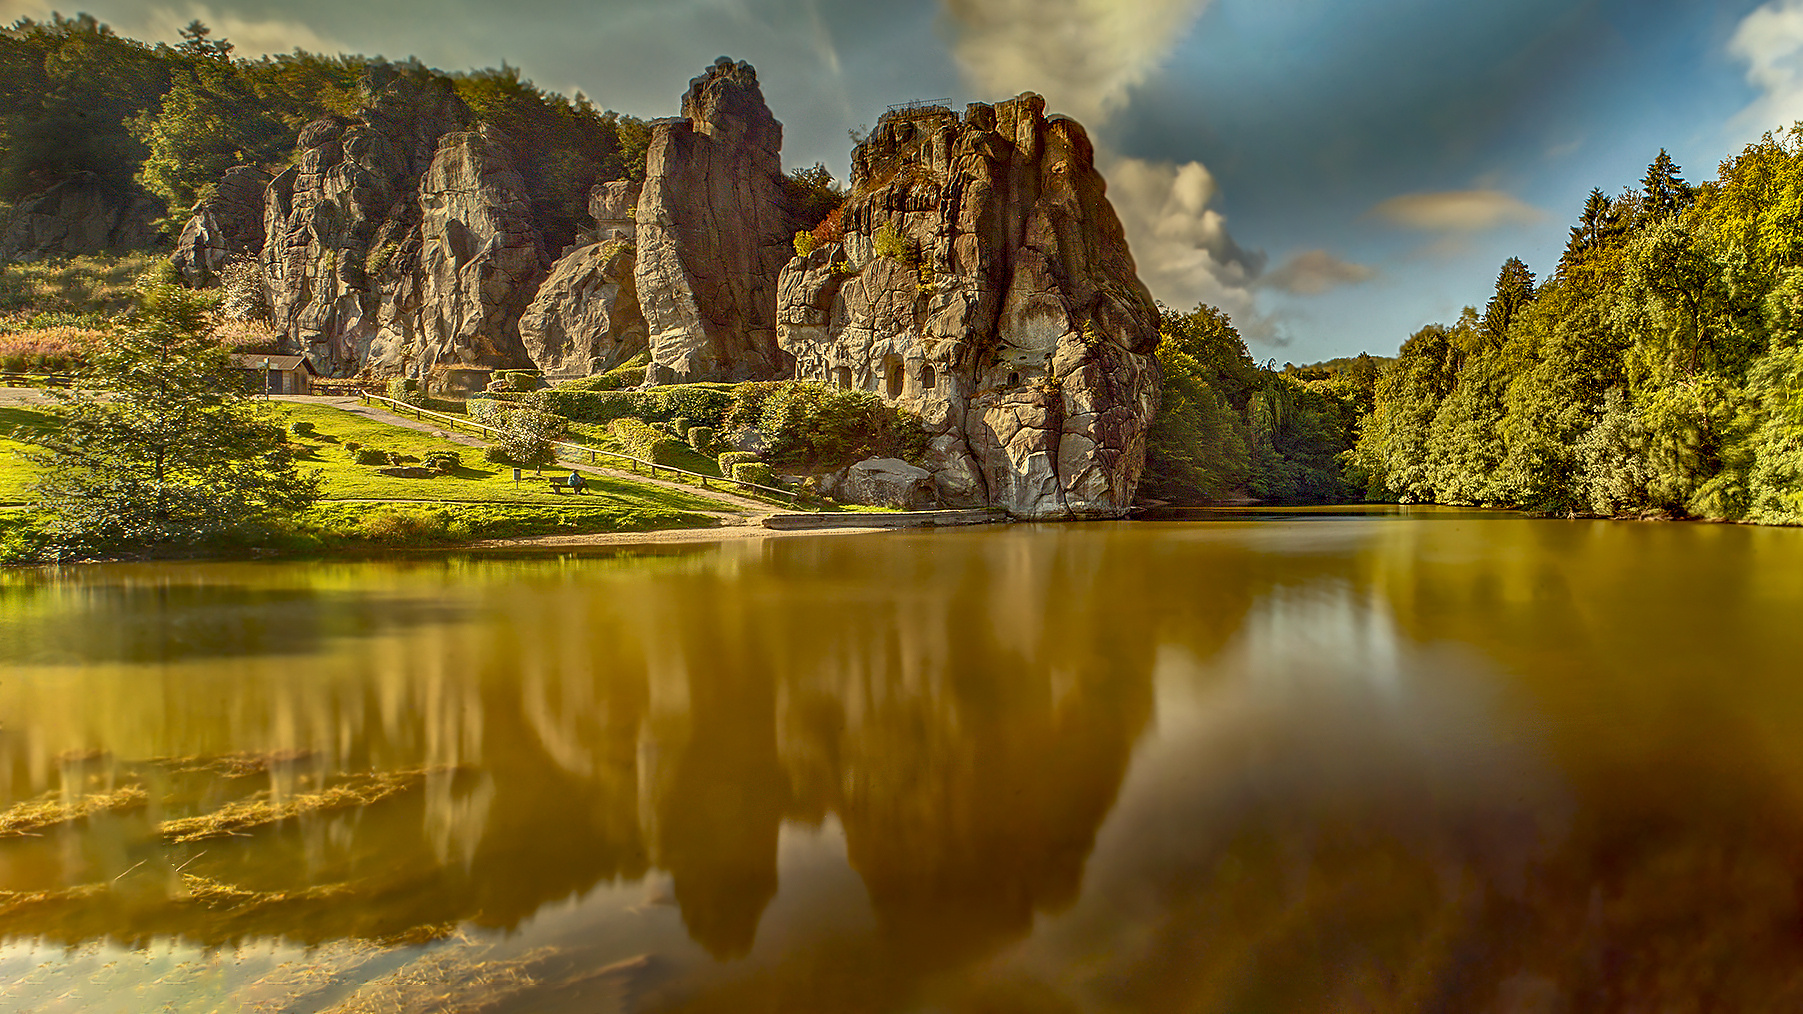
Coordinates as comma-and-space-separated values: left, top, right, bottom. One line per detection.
3, 511, 1803, 1011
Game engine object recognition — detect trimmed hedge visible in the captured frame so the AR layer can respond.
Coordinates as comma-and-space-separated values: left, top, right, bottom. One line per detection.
607, 418, 693, 466
726, 381, 928, 467
687, 425, 715, 453
718, 450, 759, 472
541, 384, 735, 428
731, 461, 777, 487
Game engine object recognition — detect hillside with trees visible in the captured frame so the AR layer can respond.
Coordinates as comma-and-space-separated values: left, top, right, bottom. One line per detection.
1350, 136, 1803, 524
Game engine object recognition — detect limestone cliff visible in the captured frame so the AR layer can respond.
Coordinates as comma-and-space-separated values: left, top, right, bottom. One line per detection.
776, 96, 1162, 519
634, 57, 796, 383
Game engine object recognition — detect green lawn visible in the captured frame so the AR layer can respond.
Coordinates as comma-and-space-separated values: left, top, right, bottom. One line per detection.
278, 403, 739, 513
0, 405, 55, 504
0, 402, 746, 517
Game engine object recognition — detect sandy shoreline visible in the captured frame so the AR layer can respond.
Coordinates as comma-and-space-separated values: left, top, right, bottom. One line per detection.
460, 521, 894, 550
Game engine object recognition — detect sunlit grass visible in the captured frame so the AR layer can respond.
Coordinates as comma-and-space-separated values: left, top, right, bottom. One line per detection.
279, 403, 740, 512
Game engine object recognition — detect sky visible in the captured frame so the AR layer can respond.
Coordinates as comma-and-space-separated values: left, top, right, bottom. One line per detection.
3, 0, 1800, 362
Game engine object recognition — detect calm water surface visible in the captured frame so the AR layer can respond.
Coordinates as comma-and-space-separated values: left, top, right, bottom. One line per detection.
3, 511, 1803, 1011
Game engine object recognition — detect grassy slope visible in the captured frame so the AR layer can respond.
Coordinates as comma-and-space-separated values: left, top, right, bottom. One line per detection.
0, 405, 55, 504
279, 403, 736, 512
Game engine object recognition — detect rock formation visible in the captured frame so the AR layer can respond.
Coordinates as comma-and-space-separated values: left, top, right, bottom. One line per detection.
0, 178, 161, 260
172, 165, 271, 286
634, 57, 797, 383
251, 65, 555, 379
519, 237, 645, 381
775, 95, 1162, 519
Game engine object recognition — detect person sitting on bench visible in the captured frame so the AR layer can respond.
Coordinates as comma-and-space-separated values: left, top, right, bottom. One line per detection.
566, 470, 587, 493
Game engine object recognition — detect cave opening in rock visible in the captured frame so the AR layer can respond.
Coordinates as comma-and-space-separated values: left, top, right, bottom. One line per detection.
834, 366, 853, 390
1007, 371, 1019, 387
885, 356, 904, 399
920, 363, 936, 391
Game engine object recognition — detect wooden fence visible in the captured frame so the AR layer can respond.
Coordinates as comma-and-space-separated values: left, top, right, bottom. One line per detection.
357, 392, 804, 506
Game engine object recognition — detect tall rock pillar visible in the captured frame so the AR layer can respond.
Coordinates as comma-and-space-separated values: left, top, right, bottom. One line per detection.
634, 58, 796, 383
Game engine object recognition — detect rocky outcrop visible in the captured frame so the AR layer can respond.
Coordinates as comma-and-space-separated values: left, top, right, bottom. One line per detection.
0, 178, 161, 260
634, 57, 796, 383
775, 95, 1162, 519
253, 66, 552, 378
172, 166, 271, 285
589, 181, 638, 245
410, 127, 551, 374
822, 458, 937, 510
258, 65, 469, 377
520, 239, 646, 380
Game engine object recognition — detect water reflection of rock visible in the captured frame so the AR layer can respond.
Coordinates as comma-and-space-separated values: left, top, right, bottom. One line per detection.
0, 533, 1170, 969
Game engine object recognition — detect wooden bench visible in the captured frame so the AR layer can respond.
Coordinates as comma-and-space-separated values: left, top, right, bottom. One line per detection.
548, 476, 589, 495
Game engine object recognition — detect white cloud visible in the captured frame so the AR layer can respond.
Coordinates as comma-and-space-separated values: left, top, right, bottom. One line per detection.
1730, 0, 1803, 138
1261, 249, 1377, 296
1371, 190, 1545, 232
939, 0, 1209, 125
937, 0, 1296, 339
0, 1, 344, 56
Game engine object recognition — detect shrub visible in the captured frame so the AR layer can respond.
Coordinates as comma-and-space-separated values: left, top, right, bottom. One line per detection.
354, 447, 389, 465
483, 445, 514, 465
718, 450, 759, 472
793, 230, 816, 258
493, 370, 540, 392
688, 425, 715, 453
386, 451, 407, 466
386, 377, 423, 407
359, 508, 451, 544
872, 222, 911, 263
731, 461, 777, 487
468, 397, 508, 427
811, 205, 845, 248
290, 420, 316, 437
671, 416, 692, 437
725, 381, 929, 467
423, 450, 460, 474
540, 384, 734, 427
343, 440, 363, 454
608, 418, 691, 466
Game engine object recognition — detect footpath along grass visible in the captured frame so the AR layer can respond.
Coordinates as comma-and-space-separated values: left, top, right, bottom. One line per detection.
280, 403, 738, 512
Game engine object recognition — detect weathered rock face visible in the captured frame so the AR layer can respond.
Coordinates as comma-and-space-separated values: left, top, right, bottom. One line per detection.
823, 458, 938, 510
635, 57, 796, 383
0, 179, 161, 260
519, 240, 646, 381
253, 66, 554, 378
259, 65, 469, 377
776, 95, 1162, 519
589, 181, 638, 245
410, 127, 551, 374
172, 166, 271, 286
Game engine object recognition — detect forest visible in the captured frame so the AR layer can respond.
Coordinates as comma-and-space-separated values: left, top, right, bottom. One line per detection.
1350, 138, 1803, 524
0, 14, 653, 247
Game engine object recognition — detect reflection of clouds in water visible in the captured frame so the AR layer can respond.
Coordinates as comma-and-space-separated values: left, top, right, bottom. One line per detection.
990, 578, 1569, 1010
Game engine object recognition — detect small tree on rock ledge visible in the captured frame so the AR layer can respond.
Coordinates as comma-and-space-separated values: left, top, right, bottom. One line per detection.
30, 285, 319, 554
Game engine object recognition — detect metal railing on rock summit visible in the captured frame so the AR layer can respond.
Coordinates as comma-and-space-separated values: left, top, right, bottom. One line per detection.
357, 392, 805, 506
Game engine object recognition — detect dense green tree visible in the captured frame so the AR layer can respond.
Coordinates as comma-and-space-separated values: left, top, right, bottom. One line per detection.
29, 284, 318, 552
1641, 149, 1694, 222
1481, 257, 1536, 344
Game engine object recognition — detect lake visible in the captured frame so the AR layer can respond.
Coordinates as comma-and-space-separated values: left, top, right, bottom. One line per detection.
3, 510, 1802, 1011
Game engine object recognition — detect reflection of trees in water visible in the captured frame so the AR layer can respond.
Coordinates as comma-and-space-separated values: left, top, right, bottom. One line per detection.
0, 534, 1168, 971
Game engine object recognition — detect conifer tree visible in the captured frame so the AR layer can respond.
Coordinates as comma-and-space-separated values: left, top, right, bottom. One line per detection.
30, 285, 318, 553
1481, 257, 1536, 343
1641, 149, 1694, 221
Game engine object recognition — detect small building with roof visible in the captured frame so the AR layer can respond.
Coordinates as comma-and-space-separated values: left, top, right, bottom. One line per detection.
230, 354, 318, 395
